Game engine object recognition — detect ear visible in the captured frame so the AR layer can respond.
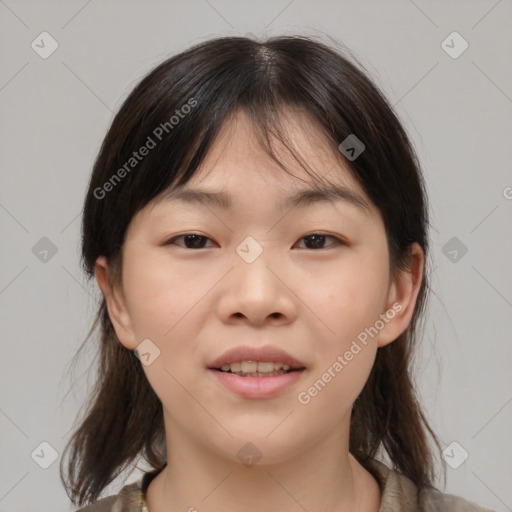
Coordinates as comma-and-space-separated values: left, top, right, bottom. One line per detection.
95, 256, 138, 350
377, 242, 424, 348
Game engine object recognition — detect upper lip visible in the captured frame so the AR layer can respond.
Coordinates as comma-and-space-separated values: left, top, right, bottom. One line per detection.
208, 345, 306, 369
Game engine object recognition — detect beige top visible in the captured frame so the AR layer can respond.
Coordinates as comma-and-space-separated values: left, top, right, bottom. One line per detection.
76, 459, 495, 512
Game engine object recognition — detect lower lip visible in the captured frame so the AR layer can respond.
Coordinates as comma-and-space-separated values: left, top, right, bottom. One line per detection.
207, 368, 306, 399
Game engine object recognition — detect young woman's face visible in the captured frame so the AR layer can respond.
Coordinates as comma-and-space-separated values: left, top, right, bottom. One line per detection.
97, 110, 421, 465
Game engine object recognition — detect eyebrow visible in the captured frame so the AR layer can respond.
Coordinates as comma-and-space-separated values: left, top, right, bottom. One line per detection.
163, 184, 370, 214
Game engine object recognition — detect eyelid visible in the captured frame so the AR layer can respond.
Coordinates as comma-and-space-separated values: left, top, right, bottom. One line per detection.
164, 231, 348, 249
295, 232, 346, 249
164, 232, 216, 247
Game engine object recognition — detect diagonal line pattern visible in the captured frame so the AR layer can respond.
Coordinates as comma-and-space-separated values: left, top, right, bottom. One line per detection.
470, 204, 499, 233
61, 61, 114, 113
266, 163, 339, 235
471, 0, 503, 30
200, 202, 234, 233
265, 265, 336, 335
471, 396, 512, 439
0, 408, 29, 438
472, 60, 512, 104
266, 203, 297, 234
266, 471, 310, 511
60, 211, 81, 233
200, 471, 234, 503
0, 62, 29, 93
394, 62, 439, 106
162, 367, 234, 438
471, 471, 510, 509
0, 0, 29, 28
61, 265, 101, 304
0, 203, 29, 232
407, 0, 439, 28
163, 267, 234, 337
471, 265, 512, 309
0, 265, 28, 296
0, 472, 29, 502
61, 0, 92, 29
201, 0, 234, 27
265, 0, 295, 28
265, 409, 294, 438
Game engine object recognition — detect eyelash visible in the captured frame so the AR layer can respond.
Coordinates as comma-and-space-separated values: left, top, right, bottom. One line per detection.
164, 232, 346, 250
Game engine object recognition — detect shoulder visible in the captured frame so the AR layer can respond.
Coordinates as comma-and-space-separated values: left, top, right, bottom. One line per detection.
419, 488, 496, 512
365, 458, 496, 512
75, 479, 145, 512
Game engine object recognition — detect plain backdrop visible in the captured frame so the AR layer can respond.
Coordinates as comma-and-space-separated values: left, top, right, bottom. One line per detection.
1, 1, 511, 511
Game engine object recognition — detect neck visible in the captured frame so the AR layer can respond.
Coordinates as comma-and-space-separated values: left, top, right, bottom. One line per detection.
145, 417, 380, 512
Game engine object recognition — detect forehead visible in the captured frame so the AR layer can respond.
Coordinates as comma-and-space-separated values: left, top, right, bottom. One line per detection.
198, 108, 348, 179
155, 108, 373, 213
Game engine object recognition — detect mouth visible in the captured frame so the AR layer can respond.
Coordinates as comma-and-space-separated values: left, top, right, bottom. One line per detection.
210, 363, 306, 378
207, 364, 306, 399
207, 345, 307, 376
206, 346, 307, 397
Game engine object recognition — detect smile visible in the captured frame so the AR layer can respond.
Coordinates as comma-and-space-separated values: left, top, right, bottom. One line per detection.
208, 366, 306, 399
218, 360, 298, 377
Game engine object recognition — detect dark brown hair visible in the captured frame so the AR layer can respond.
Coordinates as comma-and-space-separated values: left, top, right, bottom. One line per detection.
60, 34, 443, 507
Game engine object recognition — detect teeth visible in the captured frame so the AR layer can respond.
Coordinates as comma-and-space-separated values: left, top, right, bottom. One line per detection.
241, 361, 258, 373
219, 361, 292, 373
232, 370, 288, 377
256, 361, 276, 372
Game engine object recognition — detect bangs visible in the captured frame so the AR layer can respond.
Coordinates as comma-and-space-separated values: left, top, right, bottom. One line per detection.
82, 35, 426, 281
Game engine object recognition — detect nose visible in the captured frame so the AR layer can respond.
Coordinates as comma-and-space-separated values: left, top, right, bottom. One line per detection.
216, 247, 298, 326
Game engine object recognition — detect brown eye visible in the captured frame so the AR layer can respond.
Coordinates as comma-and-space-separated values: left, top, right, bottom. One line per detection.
295, 233, 343, 250
166, 234, 215, 249
164, 232, 345, 250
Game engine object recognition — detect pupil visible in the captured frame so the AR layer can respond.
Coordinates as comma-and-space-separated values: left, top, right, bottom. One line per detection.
306, 234, 326, 249
185, 235, 206, 249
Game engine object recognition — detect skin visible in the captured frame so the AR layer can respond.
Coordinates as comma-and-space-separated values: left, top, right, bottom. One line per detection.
95, 109, 424, 512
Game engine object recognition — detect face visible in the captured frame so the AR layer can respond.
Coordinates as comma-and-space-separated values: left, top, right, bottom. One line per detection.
96, 109, 422, 466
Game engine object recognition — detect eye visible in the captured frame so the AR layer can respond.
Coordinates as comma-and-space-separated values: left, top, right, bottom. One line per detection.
165, 233, 215, 249
164, 232, 345, 250
294, 233, 344, 250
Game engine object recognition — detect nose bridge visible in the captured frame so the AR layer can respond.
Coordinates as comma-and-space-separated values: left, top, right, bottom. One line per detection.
233, 234, 279, 296
217, 234, 296, 323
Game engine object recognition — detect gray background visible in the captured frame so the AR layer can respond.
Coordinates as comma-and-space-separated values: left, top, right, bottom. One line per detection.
1, 1, 511, 511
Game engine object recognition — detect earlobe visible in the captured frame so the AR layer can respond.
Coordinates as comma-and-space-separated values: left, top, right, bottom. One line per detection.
377, 243, 424, 348
94, 256, 138, 350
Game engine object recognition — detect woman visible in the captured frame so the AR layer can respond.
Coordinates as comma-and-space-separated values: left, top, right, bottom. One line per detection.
61, 35, 494, 512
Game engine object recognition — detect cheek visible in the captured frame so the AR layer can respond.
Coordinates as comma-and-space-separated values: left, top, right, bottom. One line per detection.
121, 245, 206, 342
295, 247, 388, 407
304, 250, 390, 343
121, 247, 209, 412
299, 343, 377, 417
298, 264, 383, 413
